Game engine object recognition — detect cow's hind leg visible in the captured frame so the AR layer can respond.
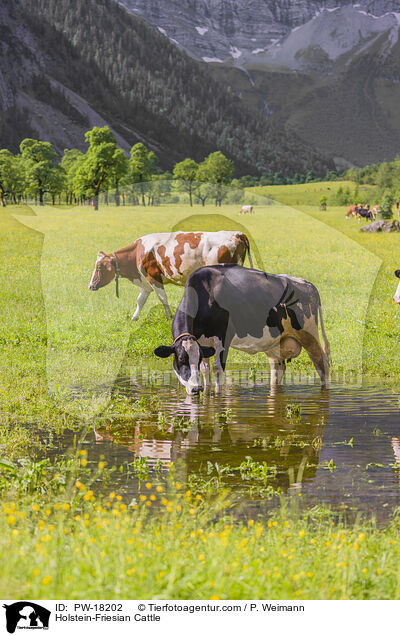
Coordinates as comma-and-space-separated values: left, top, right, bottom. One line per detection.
300, 332, 330, 386
153, 283, 173, 319
132, 287, 151, 321
268, 358, 286, 385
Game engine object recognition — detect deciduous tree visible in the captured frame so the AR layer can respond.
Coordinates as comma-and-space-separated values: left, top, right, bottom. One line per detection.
110, 148, 129, 206
173, 158, 198, 206
129, 143, 158, 206
0, 150, 26, 206
20, 139, 58, 205
61, 148, 84, 204
198, 151, 234, 206
76, 126, 120, 210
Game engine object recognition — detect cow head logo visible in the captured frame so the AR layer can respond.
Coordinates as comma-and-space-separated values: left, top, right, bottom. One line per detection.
3, 602, 50, 633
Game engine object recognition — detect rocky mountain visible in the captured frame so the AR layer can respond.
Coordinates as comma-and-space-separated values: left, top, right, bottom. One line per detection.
0, 0, 334, 176
245, 5, 400, 72
119, 0, 400, 166
117, 0, 400, 66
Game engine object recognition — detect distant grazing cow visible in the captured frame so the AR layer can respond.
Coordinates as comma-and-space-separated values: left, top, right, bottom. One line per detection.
239, 205, 254, 215
356, 208, 373, 223
89, 231, 253, 320
154, 264, 330, 394
346, 204, 361, 219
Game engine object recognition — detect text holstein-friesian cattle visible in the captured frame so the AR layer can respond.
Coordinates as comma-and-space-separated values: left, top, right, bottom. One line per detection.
88, 231, 253, 320
154, 264, 330, 395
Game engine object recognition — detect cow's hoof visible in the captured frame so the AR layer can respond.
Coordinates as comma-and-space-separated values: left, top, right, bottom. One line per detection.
131, 315, 139, 321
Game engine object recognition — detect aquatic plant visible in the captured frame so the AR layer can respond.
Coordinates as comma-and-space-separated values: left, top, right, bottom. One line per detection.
286, 404, 302, 419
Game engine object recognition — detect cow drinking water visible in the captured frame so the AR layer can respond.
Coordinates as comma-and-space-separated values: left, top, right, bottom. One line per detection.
154, 264, 330, 394
88, 231, 253, 320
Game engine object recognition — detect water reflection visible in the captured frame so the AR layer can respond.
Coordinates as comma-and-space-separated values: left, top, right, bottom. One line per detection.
79, 373, 400, 520
95, 384, 328, 489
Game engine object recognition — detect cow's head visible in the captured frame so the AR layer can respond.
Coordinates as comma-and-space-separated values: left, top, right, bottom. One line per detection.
394, 270, 400, 303
88, 252, 115, 291
154, 336, 215, 395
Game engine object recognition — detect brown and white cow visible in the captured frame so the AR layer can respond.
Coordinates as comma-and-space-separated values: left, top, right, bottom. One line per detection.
346, 204, 361, 219
372, 205, 380, 219
239, 205, 254, 215
88, 231, 253, 320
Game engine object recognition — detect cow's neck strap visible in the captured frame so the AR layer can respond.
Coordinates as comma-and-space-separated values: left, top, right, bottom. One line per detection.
111, 252, 120, 298
173, 332, 194, 344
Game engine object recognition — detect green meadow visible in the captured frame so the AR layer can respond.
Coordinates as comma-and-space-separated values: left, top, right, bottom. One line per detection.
2, 191, 400, 443
1, 465, 400, 600
2, 186, 400, 599
2, 197, 389, 412
254, 180, 366, 207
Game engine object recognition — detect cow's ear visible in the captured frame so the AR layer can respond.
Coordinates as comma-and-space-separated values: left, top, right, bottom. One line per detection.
395, 270, 400, 279
154, 345, 175, 358
97, 251, 106, 258
200, 346, 215, 359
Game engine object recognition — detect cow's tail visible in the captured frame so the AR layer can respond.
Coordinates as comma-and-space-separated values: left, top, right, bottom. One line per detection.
318, 302, 330, 361
241, 234, 254, 268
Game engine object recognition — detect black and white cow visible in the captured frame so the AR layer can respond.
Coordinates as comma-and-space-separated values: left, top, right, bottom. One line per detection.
393, 270, 400, 303
154, 264, 330, 394
356, 208, 373, 223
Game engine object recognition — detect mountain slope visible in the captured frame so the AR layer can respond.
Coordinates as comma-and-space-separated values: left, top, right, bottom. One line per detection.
119, 0, 400, 165
0, 0, 155, 156
211, 28, 400, 165
0, 0, 334, 176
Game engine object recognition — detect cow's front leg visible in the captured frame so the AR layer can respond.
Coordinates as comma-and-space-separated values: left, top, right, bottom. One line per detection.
268, 358, 286, 385
200, 359, 210, 390
210, 337, 226, 392
132, 288, 151, 321
153, 284, 173, 319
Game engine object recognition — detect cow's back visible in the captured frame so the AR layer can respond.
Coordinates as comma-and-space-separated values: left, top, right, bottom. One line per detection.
143, 231, 247, 284
183, 264, 320, 342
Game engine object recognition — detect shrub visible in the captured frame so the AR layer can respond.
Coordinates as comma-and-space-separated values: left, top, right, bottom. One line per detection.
319, 195, 327, 210
379, 191, 394, 219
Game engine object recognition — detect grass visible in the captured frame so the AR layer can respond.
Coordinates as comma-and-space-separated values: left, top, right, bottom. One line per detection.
296, 204, 400, 378
252, 187, 400, 380
1, 195, 389, 424
0, 419, 41, 461
2, 193, 400, 427
1, 458, 400, 600
252, 180, 370, 207
2, 186, 400, 600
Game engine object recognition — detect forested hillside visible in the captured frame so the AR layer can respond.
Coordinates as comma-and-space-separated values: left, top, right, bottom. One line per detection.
120, 0, 400, 166
0, 0, 334, 176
